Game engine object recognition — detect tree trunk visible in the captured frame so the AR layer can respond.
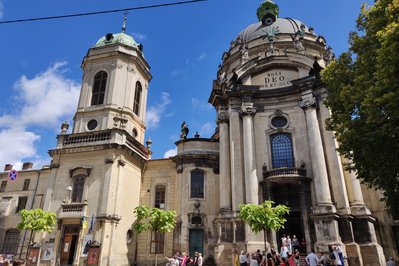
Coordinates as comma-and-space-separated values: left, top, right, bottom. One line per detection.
25, 230, 34, 260
155, 253, 158, 266
264, 229, 268, 253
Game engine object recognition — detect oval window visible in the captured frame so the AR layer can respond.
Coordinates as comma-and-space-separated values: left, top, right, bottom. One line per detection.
271, 116, 288, 128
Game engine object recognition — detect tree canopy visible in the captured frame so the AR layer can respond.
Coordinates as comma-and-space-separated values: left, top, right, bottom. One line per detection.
134, 205, 177, 234
16, 209, 56, 233
239, 200, 290, 233
322, 0, 399, 216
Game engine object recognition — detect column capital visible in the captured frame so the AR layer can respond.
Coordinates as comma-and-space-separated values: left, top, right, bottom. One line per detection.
216, 111, 229, 125
299, 95, 318, 110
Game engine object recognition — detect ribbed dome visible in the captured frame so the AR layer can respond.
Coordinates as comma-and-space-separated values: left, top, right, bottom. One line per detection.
238, 18, 310, 43
95, 32, 139, 48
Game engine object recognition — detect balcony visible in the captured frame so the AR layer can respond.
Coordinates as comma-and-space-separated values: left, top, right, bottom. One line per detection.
59, 202, 87, 219
263, 167, 309, 184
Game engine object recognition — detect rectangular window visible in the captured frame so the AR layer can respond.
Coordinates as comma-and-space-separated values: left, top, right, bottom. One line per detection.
16, 196, 28, 213
1, 229, 20, 254
221, 221, 234, 242
150, 231, 164, 254
0, 181, 7, 192
191, 171, 204, 198
23, 179, 30, 191
155, 185, 166, 209
235, 221, 246, 242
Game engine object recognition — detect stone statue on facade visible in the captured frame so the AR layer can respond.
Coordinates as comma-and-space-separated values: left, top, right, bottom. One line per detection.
180, 121, 189, 139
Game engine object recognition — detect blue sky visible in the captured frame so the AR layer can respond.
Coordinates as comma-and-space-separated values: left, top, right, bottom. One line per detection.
0, 0, 373, 169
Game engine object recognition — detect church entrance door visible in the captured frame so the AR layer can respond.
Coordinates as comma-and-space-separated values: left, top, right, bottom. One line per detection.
60, 225, 80, 265
189, 229, 204, 256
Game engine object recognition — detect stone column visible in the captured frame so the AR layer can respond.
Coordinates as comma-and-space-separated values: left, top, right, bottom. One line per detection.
300, 92, 335, 212
240, 100, 258, 204
300, 91, 341, 252
229, 109, 244, 212
217, 109, 232, 212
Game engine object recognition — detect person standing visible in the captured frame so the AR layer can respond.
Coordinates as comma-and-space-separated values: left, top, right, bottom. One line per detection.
286, 236, 292, 254
305, 249, 319, 266
387, 257, 396, 266
197, 253, 203, 266
239, 250, 247, 266
292, 235, 299, 252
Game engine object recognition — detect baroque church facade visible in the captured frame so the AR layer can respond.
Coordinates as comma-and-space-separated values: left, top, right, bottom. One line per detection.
0, 1, 398, 265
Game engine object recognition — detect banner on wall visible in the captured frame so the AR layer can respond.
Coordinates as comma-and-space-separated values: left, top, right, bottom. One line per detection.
41, 242, 55, 261
81, 234, 93, 257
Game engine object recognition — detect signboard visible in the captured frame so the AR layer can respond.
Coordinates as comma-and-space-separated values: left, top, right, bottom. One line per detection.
8, 170, 18, 182
87, 246, 100, 265
26, 246, 40, 266
252, 69, 298, 89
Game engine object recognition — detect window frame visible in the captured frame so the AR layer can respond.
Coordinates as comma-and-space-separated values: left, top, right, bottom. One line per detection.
154, 185, 166, 209
150, 231, 164, 254
91, 71, 108, 106
16, 196, 28, 213
0, 181, 7, 192
190, 170, 205, 199
133, 81, 142, 116
71, 175, 85, 203
23, 179, 30, 191
1, 229, 20, 254
270, 132, 295, 169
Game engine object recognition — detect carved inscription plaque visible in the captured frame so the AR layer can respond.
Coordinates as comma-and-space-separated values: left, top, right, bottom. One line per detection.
252, 69, 298, 89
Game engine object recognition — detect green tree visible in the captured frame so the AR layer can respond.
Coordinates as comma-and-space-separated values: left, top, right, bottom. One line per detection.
321, 0, 399, 216
16, 209, 56, 255
134, 205, 177, 266
239, 200, 290, 252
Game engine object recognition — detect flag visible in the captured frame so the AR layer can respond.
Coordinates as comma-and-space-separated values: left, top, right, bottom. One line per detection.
81, 216, 88, 229
89, 214, 95, 233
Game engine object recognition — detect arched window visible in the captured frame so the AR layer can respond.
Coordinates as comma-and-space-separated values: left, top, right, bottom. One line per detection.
191, 171, 204, 198
1, 229, 20, 254
270, 133, 295, 168
133, 81, 142, 116
91, 71, 107, 106
71, 176, 85, 203
154, 185, 166, 209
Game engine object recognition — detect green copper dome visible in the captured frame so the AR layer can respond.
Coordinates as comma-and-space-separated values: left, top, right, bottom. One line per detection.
95, 32, 139, 48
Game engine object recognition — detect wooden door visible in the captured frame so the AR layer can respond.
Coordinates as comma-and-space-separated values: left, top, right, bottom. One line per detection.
61, 234, 72, 263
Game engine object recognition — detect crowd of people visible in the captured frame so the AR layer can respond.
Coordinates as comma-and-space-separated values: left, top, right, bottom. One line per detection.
165, 251, 203, 266
233, 248, 301, 266
0, 255, 25, 266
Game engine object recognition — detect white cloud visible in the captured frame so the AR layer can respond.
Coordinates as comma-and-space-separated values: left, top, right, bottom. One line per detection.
0, 61, 80, 128
132, 32, 147, 41
199, 122, 215, 137
197, 52, 206, 62
163, 148, 177, 158
192, 98, 212, 111
0, 128, 40, 167
0, 1, 3, 19
145, 92, 171, 129
0, 62, 80, 167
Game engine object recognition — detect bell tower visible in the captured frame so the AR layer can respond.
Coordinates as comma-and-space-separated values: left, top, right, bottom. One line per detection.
72, 16, 151, 144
